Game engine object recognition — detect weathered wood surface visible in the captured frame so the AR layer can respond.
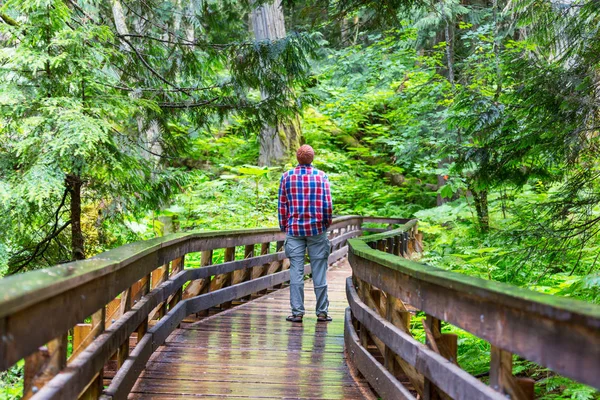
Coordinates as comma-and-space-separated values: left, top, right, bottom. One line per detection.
128, 260, 376, 400
345, 278, 506, 400
344, 308, 416, 400
348, 227, 600, 392
348, 237, 600, 389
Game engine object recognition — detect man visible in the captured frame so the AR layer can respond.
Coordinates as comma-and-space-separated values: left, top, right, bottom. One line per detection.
278, 145, 333, 323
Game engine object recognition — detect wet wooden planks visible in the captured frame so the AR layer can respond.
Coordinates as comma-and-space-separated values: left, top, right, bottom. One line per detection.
129, 260, 374, 399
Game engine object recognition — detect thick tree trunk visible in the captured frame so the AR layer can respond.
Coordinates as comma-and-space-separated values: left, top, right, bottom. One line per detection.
258, 116, 301, 166
66, 174, 85, 260
252, 0, 301, 166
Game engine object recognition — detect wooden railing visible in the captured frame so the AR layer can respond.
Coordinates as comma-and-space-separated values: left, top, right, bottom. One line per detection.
345, 220, 600, 400
0, 216, 408, 400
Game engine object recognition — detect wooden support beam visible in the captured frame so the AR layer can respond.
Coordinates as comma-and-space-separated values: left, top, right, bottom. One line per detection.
197, 250, 213, 316
394, 235, 401, 257
72, 324, 92, 358
358, 280, 370, 348
358, 279, 424, 397
384, 294, 397, 375
136, 274, 151, 342
152, 264, 170, 320
423, 315, 441, 400
117, 287, 132, 368
490, 346, 533, 400
23, 334, 68, 399
253, 243, 270, 295
386, 237, 394, 254
274, 241, 285, 288
167, 256, 184, 311
78, 308, 105, 399
222, 248, 236, 308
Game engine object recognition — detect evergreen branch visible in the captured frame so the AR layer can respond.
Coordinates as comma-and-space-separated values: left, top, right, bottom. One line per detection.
97, 80, 231, 93
9, 220, 72, 274
157, 97, 221, 109
65, 0, 100, 25
117, 33, 248, 49
117, 35, 192, 97
0, 13, 18, 26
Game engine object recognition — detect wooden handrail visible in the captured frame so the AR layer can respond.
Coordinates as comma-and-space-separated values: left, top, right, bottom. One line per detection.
345, 219, 600, 400
0, 215, 406, 399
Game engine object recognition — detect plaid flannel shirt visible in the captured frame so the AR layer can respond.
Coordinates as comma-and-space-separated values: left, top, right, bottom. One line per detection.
278, 164, 333, 237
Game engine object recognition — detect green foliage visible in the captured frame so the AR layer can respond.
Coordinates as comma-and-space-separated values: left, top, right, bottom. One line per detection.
0, 360, 23, 400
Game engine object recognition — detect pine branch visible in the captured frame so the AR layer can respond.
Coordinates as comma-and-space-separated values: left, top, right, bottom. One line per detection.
117, 35, 192, 96
0, 13, 18, 26
9, 220, 72, 274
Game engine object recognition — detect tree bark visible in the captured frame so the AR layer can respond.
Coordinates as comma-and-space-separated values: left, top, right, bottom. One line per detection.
251, 0, 301, 166
66, 174, 85, 260
471, 187, 490, 233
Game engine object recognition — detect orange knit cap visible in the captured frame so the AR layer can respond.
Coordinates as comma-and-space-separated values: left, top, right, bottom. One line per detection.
296, 145, 314, 165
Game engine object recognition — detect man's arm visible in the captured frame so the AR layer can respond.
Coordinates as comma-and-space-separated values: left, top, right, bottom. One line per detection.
323, 175, 333, 228
278, 175, 288, 232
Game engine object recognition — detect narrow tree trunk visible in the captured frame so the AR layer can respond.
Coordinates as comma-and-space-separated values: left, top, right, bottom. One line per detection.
471, 187, 489, 233
252, 0, 301, 166
445, 22, 455, 87
66, 174, 85, 260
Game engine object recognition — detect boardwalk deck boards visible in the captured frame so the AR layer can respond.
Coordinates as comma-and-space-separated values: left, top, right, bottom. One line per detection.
129, 261, 375, 400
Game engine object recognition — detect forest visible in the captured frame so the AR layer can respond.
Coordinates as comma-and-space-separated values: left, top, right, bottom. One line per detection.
1, 0, 599, 398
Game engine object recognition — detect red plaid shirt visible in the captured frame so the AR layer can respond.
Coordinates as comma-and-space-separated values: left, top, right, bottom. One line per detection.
278, 164, 333, 236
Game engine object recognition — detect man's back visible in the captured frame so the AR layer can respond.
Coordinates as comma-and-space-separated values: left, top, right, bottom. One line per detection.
278, 164, 332, 237
278, 145, 334, 323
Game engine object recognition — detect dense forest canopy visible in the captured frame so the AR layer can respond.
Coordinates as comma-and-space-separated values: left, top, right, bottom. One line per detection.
1, 0, 600, 396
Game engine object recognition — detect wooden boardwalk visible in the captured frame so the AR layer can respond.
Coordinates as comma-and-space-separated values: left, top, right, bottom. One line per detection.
129, 260, 375, 399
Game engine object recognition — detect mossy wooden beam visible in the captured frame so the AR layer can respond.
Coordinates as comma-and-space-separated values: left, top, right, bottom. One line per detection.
348, 238, 600, 389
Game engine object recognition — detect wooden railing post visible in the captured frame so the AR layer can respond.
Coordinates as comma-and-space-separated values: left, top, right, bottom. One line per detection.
423, 315, 442, 400
274, 241, 285, 288
153, 263, 170, 320
136, 275, 151, 342
197, 250, 213, 316
117, 287, 132, 368
78, 308, 105, 399
358, 280, 370, 349
23, 334, 68, 399
384, 294, 397, 375
232, 245, 252, 287
222, 248, 235, 308
385, 237, 392, 254
490, 346, 534, 400
394, 235, 401, 256
168, 256, 184, 311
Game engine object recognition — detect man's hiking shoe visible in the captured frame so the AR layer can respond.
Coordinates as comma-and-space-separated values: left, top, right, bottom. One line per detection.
317, 314, 332, 322
286, 315, 303, 323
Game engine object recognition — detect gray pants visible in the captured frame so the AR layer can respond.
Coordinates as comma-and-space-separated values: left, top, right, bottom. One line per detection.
284, 232, 331, 316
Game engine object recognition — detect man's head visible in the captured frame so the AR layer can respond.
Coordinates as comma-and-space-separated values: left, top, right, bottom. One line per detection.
296, 145, 314, 165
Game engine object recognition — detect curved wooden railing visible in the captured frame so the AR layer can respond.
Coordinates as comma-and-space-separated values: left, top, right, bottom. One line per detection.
0, 216, 408, 400
345, 220, 600, 400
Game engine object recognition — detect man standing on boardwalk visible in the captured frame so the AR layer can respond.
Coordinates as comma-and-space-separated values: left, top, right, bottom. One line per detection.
278, 145, 333, 323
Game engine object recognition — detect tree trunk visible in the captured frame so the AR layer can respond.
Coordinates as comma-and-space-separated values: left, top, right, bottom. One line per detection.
471, 187, 489, 233
111, 0, 129, 36
66, 174, 85, 260
258, 116, 301, 166
251, 0, 301, 166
